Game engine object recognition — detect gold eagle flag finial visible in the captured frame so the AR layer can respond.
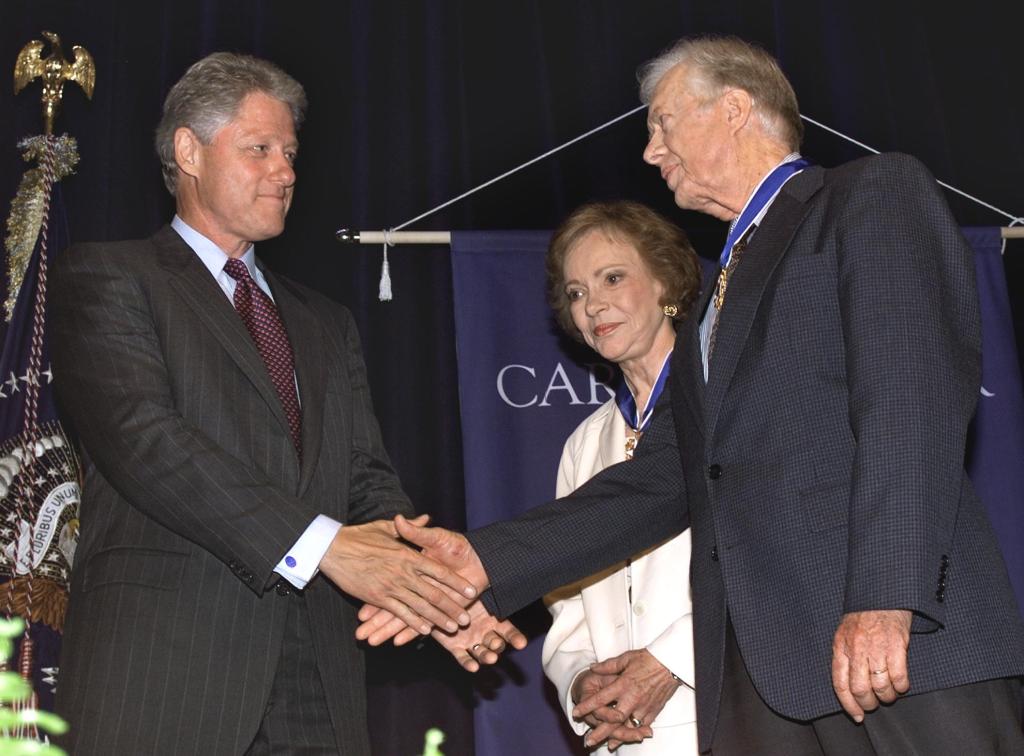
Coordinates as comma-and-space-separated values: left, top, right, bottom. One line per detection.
14, 31, 95, 135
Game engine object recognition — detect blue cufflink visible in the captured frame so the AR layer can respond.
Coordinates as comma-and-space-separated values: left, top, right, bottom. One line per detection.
285, 556, 297, 568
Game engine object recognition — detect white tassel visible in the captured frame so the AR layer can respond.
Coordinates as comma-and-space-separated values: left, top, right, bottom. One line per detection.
379, 230, 394, 301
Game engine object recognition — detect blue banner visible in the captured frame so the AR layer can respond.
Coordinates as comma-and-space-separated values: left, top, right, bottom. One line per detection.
963, 228, 1024, 611
452, 230, 717, 755
452, 230, 608, 756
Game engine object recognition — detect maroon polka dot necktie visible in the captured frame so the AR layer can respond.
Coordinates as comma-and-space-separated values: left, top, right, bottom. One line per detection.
223, 258, 302, 458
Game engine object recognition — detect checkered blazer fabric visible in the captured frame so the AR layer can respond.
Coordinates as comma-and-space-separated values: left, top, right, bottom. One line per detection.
470, 153, 1024, 752
50, 226, 413, 754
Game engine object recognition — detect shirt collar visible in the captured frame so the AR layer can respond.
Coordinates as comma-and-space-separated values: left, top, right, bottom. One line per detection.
171, 215, 258, 280
729, 152, 803, 234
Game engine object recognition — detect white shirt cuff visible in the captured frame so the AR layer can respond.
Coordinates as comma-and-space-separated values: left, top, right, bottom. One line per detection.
274, 515, 342, 589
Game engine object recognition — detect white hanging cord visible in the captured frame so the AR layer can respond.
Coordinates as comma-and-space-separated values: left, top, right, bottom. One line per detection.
371, 105, 646, 299
800, 114, 1022, 225
393, 105, 647, 233
798, 115, 881, 156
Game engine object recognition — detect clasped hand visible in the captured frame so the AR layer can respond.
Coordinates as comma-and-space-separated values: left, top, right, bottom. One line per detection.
318, 514, 478, 636
353, 515, 527, 671
571, 649, 681, 751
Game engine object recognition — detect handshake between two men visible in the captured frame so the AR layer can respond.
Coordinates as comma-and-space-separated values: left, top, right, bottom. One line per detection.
319, 513, 519, 668
327, 514, 656, 750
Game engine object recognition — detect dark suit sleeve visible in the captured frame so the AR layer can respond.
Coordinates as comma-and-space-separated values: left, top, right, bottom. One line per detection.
51, 246, 332, 594
834, 154, 981, 629
467, 396, 688, 618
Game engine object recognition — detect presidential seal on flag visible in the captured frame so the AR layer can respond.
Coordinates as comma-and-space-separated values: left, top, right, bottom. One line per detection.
0, 31, 92, 727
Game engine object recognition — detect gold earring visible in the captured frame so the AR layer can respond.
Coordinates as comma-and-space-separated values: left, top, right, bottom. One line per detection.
663, 304, 678, 318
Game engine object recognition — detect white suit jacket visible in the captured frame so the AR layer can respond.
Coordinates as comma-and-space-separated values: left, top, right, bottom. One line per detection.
541, 398, 697, 754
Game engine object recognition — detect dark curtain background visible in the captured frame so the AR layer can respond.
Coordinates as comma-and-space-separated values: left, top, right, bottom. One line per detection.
1, 1, 1022, 754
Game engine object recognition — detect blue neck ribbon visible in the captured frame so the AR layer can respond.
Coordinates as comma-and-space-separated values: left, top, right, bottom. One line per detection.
616, 352, 672, 433
719, 157, 811, 269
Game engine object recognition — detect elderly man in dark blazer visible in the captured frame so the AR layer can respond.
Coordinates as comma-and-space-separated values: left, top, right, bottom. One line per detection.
49, 52, 484, 754
366, 35, 1024, 755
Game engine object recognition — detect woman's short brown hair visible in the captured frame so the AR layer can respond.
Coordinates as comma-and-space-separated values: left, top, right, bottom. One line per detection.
546, 200, 701, 340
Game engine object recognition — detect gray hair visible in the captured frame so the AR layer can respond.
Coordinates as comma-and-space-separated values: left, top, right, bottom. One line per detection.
637, 35, 803, 151
155, 52, 307, 195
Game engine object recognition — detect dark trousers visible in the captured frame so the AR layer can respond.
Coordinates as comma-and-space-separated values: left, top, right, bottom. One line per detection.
710, 621, 1024, 755
245, 594, 339, 755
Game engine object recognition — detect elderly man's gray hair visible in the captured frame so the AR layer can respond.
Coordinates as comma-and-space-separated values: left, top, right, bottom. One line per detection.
637, 35, 803, 151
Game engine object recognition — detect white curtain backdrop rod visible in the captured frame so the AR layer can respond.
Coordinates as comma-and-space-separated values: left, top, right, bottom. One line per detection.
335, 230, 452, 244
337, 228, 1023, 245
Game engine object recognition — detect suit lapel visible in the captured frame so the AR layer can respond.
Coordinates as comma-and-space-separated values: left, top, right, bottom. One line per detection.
264, 270, 326, 494
703, 168, 823, 436
153, 227, 303, 477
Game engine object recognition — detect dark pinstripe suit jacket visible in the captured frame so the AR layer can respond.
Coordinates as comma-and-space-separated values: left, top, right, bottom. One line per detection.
470, 153, 1024, 750
50, 226, 413, 754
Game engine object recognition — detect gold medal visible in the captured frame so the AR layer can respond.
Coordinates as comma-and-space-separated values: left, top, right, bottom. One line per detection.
625, 429, 641, 459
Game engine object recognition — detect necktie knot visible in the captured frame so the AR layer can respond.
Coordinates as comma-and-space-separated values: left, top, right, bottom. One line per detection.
223, 258, 251, 283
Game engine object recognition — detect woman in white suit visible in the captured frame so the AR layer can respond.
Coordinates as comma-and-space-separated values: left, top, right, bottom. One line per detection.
541, 201, 702, 754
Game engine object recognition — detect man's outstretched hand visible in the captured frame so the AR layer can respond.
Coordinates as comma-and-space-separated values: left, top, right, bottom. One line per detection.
395, 514, 489, 589
318, 515, 478, 636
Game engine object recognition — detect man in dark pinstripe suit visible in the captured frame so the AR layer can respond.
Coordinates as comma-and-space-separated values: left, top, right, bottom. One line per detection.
49, 52, 480, 754
369, 35, 1024, 755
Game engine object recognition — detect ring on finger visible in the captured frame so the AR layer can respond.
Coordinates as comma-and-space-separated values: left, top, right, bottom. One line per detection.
471, 643, 483, 652
870, 667, 888, 675
628, 715, 643, 727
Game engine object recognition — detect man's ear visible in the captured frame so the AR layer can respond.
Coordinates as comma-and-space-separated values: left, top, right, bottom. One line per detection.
722, 88, 753, 134
173, 127, 202, 179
